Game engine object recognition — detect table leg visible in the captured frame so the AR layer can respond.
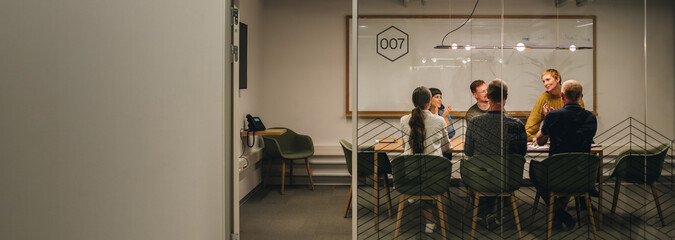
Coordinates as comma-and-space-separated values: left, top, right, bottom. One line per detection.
374, 151, 379, 231
597, 151, 603, 229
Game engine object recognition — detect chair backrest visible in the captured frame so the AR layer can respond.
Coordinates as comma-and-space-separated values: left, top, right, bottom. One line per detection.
339, 139, 390, 177
460, 154, 526, 193
613, 143, 670, 184
530, 152, 600, 193
391, 155, 452, 196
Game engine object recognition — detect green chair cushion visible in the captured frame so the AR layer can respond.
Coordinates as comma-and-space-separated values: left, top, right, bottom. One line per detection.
460, 154, 526, 193
262, 127, 314, 160
391, 155, 452, 196
530, 152, 600, 193
339, 139, 392, 177
610, 143, 669, 184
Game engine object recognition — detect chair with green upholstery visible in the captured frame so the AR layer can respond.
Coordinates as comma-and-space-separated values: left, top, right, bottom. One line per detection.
530, 152, 600, 240
262, 127, 315, 195
460, 154, 525, 240
610, 143, 670, 226
339, 139, 392, 218
391, 154, 452, 240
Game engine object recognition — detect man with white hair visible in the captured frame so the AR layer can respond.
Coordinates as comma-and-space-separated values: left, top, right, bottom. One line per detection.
535, 79, 597, 230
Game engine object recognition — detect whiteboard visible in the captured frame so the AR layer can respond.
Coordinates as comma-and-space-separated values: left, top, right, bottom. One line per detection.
347, 16, 595, 117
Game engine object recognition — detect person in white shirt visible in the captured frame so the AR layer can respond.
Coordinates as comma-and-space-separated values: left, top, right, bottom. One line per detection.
399, 86, 452, 233
400, 87, 452, 156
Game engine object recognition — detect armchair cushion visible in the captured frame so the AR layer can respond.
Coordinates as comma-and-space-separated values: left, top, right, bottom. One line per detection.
391, 155, 452, 196
460, 154, 526, 193
530, 152, 600, 193
610, 143, 669, 184
262, 127, 314, 160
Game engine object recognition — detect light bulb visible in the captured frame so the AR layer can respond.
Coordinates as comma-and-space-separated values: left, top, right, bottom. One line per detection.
421, 58, 427, 64
451, 43, 458, 50
499, 58, 503, 63
516, 43, 526, 52
462, 60, 467, 64
465, 45, 471, 51
432, 58, 437, 63
569, 45, 577, 52
467, 58, 471, 63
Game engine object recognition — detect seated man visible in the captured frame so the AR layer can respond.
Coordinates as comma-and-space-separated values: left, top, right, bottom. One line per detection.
464, 79, 526, 227
535, 79, 598, 230
465, 80, 489, 123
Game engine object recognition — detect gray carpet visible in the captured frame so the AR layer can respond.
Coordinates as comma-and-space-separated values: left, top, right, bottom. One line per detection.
241, 183, 675, 239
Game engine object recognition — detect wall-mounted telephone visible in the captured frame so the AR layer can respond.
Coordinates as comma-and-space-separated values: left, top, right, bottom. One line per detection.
246, 114, 266, 131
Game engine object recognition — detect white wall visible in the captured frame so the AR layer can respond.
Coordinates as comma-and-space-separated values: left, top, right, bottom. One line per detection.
238, 0, 266, 200
257, 0, 673, 147
0, 0, 231, 239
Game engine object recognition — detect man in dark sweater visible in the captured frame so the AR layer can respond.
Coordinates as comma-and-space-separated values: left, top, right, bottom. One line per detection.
535, 79, 598, 230
464, 79, 527, 227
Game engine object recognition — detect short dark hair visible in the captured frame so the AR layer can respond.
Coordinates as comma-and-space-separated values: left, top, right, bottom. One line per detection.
470, 80, 486, 93
487, 79, 508, 102
429, 88, 442, 97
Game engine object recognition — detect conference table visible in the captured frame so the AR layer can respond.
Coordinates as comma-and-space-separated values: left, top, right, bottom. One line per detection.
371, 138, 605, 230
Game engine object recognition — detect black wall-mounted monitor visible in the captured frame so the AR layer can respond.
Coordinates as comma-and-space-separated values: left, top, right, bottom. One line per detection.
239, 22, 248, 89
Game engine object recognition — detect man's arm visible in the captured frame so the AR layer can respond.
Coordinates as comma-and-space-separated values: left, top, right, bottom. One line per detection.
464, 120, 474, 157
535, 129, 548, 146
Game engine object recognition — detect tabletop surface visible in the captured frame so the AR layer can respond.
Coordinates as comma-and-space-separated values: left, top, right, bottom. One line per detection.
374, 138, 602, 154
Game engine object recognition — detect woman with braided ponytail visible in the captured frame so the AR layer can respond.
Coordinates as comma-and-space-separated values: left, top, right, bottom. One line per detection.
399, 86, 452, 233
400, 86, 452, 156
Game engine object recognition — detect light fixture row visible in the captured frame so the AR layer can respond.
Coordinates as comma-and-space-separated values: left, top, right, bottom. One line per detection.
433, 43, 589, 52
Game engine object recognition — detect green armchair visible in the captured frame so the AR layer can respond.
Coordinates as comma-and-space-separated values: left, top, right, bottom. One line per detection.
610, 143, 670, 226
460, 154, 525, 240
530, 152, 600, 240
262, 127, 315, 195
391, 154, 452, 240
339, 139, 392, 218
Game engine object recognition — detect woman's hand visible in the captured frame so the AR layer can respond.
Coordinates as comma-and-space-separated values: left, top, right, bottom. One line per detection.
542, 103, 554, 115
442, 105, 451, 117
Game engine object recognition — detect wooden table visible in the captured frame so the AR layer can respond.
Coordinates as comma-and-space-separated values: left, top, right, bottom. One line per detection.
372, 138, 605, 229
239, 128, 287, 136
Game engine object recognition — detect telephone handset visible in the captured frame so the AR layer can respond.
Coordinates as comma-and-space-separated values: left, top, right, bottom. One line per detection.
245, 114, 266, 148
246, 114, 266, 131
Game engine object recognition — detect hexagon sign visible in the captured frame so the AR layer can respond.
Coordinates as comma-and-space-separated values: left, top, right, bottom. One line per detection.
376, 26, 409, 62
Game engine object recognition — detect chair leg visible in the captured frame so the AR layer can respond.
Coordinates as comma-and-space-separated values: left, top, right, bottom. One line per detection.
394, 196, 406, 240
289, 159, 294, 185
510, 194, 523, 240
548, 194, 555, 240
650, 183, 665, 226
305, 158, 315, 191
611, 178, 621, 214
281, 159, 286, 195
532, 188, 541, 219
263, 158, 273, 190
344, 184, 352, 218
470, 193, 480, 240
584, 193, 598, 240
575, 197, 581, 228
383, 176, 392, 217
436, 195, 447, 240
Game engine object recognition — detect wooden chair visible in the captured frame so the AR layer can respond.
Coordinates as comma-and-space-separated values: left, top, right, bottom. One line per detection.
460, 154, 525, 240
530, 152, 600, 240
391, 155, 452, 240
610, 143, 670, 226
262, 127, 315, 195
339, 139, 392, 218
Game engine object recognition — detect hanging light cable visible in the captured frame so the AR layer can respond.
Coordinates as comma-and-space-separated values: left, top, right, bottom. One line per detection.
434, 0, 480, 49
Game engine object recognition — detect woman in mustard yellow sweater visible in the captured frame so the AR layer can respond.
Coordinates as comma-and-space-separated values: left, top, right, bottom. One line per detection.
525, 69, 584, 141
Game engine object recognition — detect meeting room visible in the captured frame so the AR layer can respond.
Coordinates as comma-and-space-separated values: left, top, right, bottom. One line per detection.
236, 0, 675, 239
3, 0, 674, 240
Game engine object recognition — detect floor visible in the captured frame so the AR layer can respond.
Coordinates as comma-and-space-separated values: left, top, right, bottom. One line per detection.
241, 182, 675, 239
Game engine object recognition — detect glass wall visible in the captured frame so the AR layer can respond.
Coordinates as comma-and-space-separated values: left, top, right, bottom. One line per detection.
351, 0, 673, 239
